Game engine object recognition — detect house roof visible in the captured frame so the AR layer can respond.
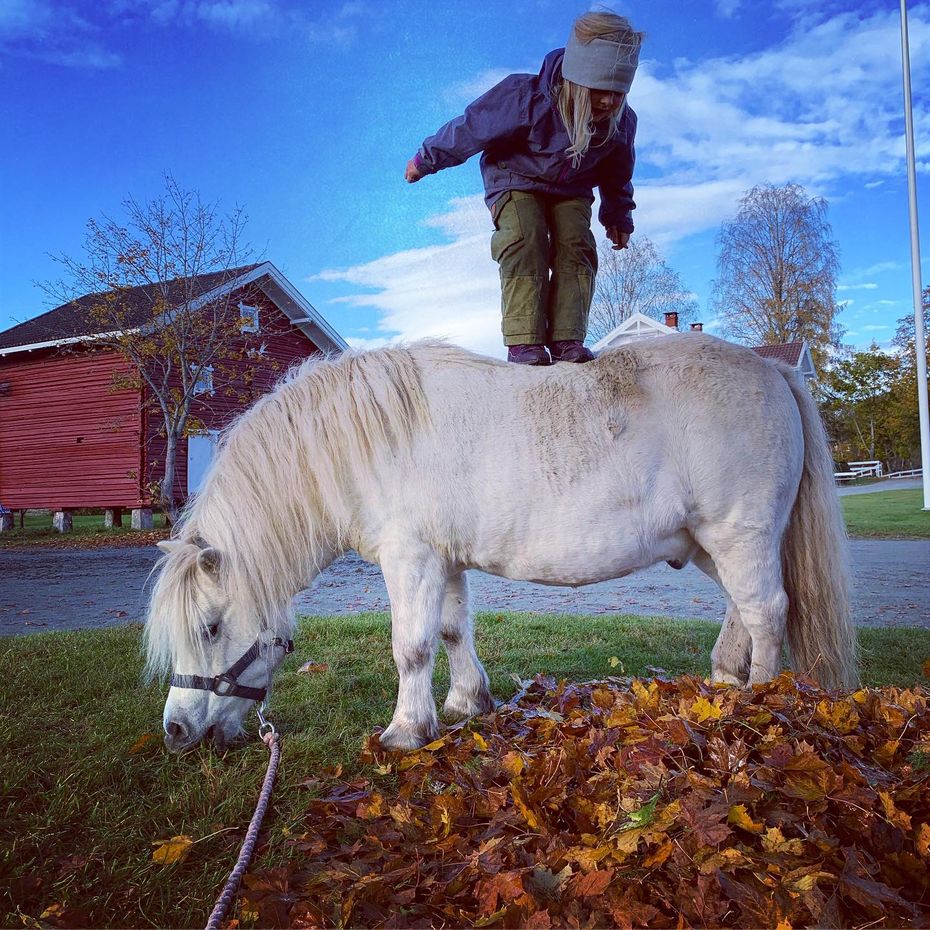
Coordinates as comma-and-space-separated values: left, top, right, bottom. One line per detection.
591, 312, 677, 350
0, 265, 261, 351
752, 341, 817, 379
751, 342, 804, 366
593, 316, 817, 380
0, 262, 348, 355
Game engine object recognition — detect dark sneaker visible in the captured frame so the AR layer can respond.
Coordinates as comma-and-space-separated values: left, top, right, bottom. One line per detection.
549, 340, 595, 363
507, 344, 551, 366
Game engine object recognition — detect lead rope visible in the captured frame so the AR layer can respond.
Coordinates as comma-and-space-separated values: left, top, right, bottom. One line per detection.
204, 705, 281, 930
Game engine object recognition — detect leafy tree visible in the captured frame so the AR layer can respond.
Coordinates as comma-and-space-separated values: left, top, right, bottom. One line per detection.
885, 287, 930, 468
818, 289, 930, 472
710, 184, 841, 366
588, 236, 697, 342
818, 345, 900, 465
43, 176, 268, 521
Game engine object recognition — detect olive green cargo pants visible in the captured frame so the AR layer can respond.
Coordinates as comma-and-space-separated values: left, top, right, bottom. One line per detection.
490, 190, 598, 346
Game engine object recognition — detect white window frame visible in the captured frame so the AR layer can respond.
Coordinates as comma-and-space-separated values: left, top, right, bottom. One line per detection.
192, 364, 214, 396
239, 301, 260, 333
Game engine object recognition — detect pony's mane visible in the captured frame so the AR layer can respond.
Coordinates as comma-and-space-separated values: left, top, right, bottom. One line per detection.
144, 342, 433, 676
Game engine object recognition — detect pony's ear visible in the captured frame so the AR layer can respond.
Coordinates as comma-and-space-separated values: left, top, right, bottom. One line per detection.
157, 540, 185, 554
197, 546, 222, 577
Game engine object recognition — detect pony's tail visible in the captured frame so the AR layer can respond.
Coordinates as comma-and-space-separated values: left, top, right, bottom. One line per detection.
780, 370, 858, 690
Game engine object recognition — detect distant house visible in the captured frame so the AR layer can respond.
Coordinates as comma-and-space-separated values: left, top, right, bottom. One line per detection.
0, 261, 347, 529
592, 311, 817, 381
750, 342, 817, 380
591, 311, 681, 349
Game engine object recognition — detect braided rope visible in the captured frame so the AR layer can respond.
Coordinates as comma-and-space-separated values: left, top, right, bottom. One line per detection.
205, 731, 281, 930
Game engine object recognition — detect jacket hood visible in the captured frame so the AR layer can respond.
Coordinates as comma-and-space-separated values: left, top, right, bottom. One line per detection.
539, 48, 565, 103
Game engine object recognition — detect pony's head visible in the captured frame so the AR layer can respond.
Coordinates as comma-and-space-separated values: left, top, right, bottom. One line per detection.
144, 537, 293, 752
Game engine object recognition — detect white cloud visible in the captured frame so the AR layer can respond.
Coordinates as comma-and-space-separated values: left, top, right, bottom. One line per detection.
0, 1, 121, 68
859, 261, 905, 276
309, 179, 751, 356
110, 0, 368, 41
635, 7, 930, 188
838, 283, 879, 291
310, 198, 506, 357
194, 0, 276, 30
442, 66, 540, 106
715, 0, 743, 18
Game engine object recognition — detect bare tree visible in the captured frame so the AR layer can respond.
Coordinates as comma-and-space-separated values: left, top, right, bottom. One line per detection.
710, 183, 841, 365
588, 236, 697, 342
43, 175, 265, 521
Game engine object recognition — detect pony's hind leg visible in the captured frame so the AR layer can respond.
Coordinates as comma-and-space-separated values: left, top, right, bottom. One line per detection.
697, 532, 788, 685
694, 549, 751, 686
440, 573, 495, 720
379, 544, 446, 751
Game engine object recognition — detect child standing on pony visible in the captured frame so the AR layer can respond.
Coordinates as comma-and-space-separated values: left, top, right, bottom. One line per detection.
405, 12, 643, 365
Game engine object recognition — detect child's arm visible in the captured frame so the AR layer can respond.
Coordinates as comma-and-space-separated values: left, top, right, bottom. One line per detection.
597, 109, 637, 242
404, 76, 528, 181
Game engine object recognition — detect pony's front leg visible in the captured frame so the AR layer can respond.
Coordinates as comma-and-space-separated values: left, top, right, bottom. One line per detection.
441, 573, 495, 720
379, 544, 446, 751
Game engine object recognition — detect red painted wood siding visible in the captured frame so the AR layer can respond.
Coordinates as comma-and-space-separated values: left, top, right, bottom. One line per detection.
0, 350, 142, 509
141, 286, 322, 500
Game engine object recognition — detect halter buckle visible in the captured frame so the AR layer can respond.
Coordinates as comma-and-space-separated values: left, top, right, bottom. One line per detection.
212, 673, 239, 697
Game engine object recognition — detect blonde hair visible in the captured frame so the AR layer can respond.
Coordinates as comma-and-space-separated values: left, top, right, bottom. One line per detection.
557, 12, 644, 167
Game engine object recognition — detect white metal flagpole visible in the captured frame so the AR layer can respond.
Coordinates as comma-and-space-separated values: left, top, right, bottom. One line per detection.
899, 0, 930, 510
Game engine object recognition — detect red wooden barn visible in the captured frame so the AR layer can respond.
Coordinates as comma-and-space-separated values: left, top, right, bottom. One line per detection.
0, 262, 347, 529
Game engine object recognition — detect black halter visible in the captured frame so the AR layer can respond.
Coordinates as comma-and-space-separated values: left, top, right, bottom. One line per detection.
170, 635, 294, 701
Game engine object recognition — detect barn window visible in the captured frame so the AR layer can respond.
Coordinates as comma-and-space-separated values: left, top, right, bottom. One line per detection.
239, 302, 260, 333
192, 365, 214, 396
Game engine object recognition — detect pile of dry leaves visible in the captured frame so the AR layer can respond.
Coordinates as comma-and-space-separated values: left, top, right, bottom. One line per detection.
243, 673, 930, 928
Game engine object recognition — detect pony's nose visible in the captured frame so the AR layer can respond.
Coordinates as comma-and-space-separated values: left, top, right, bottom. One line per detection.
164, 719, 189, 751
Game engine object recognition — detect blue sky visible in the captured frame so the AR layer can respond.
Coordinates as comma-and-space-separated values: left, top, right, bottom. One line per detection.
1, 0, 928, 358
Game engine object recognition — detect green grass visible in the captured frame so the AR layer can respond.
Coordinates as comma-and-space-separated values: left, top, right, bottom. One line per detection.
1, 613, 929, 928
0, 511, 168, 547
841, 489, 930, 538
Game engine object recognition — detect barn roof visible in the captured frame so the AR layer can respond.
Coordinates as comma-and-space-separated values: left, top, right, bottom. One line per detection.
0, 265, 261, 351
0, 262, 348, 355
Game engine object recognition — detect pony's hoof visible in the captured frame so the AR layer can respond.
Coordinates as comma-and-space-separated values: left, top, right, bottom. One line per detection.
443, 688, 497, 721
711, 670, 747, 687
379, 720, 440, 752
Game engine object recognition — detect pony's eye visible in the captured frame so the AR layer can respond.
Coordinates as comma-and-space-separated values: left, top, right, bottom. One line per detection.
206, 623, 220, 639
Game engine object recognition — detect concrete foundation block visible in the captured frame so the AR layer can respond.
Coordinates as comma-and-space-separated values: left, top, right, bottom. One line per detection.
53, 510, 73, 533
0, 513, 13, 533
104, 508, 123, 529
131, 508, 153, 531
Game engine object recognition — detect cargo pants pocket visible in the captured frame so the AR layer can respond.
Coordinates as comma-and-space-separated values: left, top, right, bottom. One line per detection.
490, 193, 522, 263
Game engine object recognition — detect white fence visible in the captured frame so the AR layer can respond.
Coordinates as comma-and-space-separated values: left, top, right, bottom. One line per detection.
833, 460, 883, 482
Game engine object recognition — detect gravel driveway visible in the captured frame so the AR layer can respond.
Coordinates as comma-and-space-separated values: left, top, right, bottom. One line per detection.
2, 539, 928, 636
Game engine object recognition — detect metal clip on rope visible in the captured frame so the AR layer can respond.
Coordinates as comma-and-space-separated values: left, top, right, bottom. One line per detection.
204, 705, 281, 930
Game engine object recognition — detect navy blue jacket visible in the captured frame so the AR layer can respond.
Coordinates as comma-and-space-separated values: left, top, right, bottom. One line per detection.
416, 49, 637, 233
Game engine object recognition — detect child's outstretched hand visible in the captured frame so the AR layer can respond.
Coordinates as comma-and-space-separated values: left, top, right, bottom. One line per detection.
606, 227, 630, 250
405, 158, 424, 183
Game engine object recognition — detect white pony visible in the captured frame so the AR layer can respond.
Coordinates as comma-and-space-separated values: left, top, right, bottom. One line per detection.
144, 336, 856, 752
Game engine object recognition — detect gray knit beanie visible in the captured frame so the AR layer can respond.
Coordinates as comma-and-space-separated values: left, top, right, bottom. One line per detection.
561, 30, 641, 93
